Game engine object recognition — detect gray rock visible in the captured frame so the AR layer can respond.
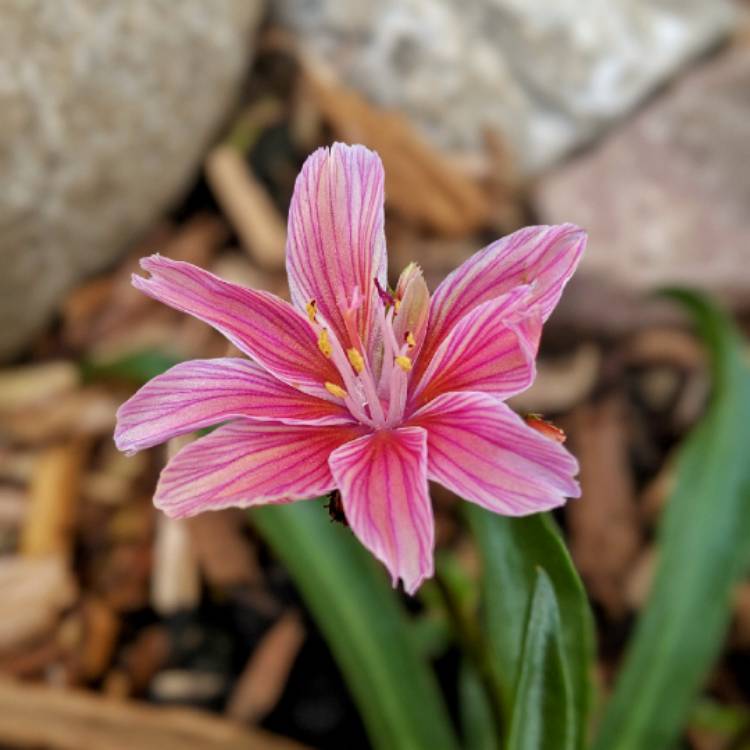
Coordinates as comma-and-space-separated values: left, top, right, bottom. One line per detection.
536, 44, 750, 331
274, 0, 733, 173
0, 0, 262, 360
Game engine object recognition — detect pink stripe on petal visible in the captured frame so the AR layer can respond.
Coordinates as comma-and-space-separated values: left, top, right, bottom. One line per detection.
155, 421, 365, 519
410, 391, 580, 516
329, 427, 433, 594
133, 255, 340, 400
286, 143, 388, 349
115, 358, 353, 454
414, 224, 585, 384
410, 288, 541, 408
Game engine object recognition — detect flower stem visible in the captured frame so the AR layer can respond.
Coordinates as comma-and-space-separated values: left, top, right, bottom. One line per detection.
433, 564, 505, 746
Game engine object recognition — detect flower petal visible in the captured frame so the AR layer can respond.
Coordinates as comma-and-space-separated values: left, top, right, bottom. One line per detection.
410, 391, 580, 515
155, 421, 365, 519
133, 255, 341, 401
410, 288, 541, 408
393, 263, 430, 359
329, 426, 433, 594
414, 224, 585, 382
115, 358, 353, 454
286, 143, 387, 348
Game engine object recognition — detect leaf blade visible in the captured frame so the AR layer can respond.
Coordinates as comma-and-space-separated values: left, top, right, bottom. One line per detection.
593, 292, 750, 750
506, 569, 575, 750
251, 499, 460, 750
468, 507, 594, 748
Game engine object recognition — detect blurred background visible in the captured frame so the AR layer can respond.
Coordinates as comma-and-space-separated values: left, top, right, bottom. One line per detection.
0, 1, 749, 748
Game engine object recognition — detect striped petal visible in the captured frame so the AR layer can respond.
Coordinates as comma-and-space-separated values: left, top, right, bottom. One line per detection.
286, 143, 387, 349
410, 287, 541, 408
329, 426, 433, 594
155, 421, 365, 519
133, 255, 340, 401
392, 263, 430, 359
414, 224, 585, 383
411, 391, 580, 515
115, 358, 353, 454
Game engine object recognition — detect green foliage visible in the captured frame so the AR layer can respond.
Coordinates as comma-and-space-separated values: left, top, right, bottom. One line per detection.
506, 570, 575, 750
251, 499, 460, 750
81, 349, 182, 384
460, 658, 499, 750
593, 291, 750, 750
468, 508, 594, 749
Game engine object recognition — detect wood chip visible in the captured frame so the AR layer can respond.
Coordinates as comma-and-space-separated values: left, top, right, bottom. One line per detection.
186, 508, 262, 589
151, 514, 201, 617
119, 625, 171, 695
509, 343, 601, 415
205, 145, 287, 270
0, 447, 38, 483
640, 454, 677, 522
0, 555, 77, 652
624, 546, 657, 610
79, 597, 121, 681
211, 252, 289, 298
0, 677, 311, 750
0, 486, 27, 527
77, 216, 226, 354
565, 397, 642, 616
226, 612, 306, 723
1, 388, 118, 444
302, 59, 492, 236
0, 361, 78, 411
732, 583, 750, 650
151, 437, 201, 616
621, 327, 705, 369
20, 441, 88, 559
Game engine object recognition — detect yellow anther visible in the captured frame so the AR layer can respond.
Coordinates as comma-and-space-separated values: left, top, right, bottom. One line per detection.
347, 347, 365, 374
395, 355, 412, 372
305, 299, 317, 322
405, 331, 416, 348
317, 329, 332, 358
394, 297, 402, 313
325, 382, 348, 399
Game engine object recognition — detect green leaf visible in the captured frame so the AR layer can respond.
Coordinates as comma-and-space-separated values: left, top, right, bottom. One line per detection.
506, 569, 575, 750
251, 499, 460, 750
460, 658, 499, 750
467, 508, 594, 748
80, 350, 182, 384
593, 291, 750, 750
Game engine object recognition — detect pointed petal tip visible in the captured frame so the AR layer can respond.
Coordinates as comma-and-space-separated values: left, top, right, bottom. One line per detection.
401, 564, 434, 596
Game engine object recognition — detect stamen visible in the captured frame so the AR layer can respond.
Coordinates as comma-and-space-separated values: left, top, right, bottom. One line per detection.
325, 382, 348, 399
395, 355, 412, 372
405, 331, 416, 348
393, 297, 401, 313
305, 299, 318, 322
317, 329, 332, 358
347, 348, 365, 374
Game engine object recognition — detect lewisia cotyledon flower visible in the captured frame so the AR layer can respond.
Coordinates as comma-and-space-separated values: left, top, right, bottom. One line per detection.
115, 143, 586, 594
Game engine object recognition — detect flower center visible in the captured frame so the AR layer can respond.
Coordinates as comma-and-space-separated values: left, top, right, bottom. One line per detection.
307, 282, 414, 429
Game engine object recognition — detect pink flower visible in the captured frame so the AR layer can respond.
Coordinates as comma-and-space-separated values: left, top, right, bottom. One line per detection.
115, 143, 585, 594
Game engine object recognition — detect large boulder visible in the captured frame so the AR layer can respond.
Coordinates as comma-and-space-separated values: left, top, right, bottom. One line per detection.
274, 0, 733, 173
535, 43, 750, 331
0, 1, 262, 360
